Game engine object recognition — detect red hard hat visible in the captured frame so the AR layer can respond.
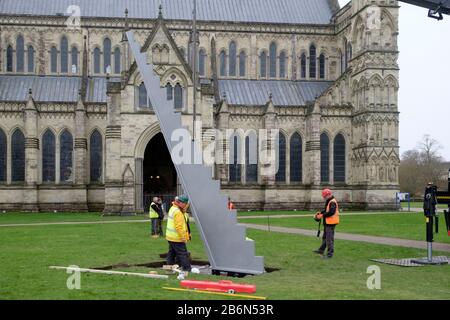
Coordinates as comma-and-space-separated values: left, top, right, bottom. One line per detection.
322, 189, 332, 198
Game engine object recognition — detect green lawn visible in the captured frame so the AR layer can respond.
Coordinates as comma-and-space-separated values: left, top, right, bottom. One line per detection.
242, 212, 450, 244
0, 212, 449, 300
237, 210, 312, 217
0, 212, 147, 225
401, 202, 448, 210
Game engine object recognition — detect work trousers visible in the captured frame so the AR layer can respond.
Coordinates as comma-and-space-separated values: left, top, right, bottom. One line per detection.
319, 224, 336, 257
158, 219, 164, 236
167, 241, 192, 271
151, 218, 159, 235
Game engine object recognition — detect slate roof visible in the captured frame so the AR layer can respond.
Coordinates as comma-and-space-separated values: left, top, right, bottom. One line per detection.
218, 79, 332, 106
0, 0, 336, 25
0, 75, 119, 103
0, 76, 331, 106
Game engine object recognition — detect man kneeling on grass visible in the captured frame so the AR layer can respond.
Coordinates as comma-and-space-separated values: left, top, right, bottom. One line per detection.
165, 195, 192, 272
313, 188, 340, 259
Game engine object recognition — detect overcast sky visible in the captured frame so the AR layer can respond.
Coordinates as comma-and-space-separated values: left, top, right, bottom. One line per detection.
338, 0, 450, 161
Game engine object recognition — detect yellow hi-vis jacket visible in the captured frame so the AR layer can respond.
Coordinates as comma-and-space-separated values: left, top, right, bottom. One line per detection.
325, 198, 340, 225
149, 202, 159, 219
166, 204, 190, 243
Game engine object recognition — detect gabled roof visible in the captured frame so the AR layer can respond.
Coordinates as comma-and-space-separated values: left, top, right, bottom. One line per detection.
139, 15, 193, 81
0, 0, 337, 25
218, 79, 332, 107
0, 75, 119, 103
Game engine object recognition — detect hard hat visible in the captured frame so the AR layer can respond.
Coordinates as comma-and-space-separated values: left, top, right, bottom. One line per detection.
153, 197, 159, 202
177, 195, 189, 204
322, 189, 332, 198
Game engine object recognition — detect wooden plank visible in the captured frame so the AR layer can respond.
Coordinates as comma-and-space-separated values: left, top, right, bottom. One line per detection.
49, 266, 169, 279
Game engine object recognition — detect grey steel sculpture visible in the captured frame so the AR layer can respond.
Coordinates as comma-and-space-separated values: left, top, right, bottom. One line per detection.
127, 31, 264, 275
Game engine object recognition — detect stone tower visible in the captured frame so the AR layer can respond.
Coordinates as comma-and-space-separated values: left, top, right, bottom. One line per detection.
349, 0, 400, 208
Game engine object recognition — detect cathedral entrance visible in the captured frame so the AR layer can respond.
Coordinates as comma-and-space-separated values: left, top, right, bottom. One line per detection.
143, 133, 178, 214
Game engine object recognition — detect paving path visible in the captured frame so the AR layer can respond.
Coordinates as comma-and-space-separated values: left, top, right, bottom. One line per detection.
237, 211, 412, 220
243, 223, 450, 253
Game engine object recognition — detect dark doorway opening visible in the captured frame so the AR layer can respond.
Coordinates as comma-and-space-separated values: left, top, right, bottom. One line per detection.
143, 133, 177, 212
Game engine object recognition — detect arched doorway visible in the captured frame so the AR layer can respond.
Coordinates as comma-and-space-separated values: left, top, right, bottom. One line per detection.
143, 133, 177, 213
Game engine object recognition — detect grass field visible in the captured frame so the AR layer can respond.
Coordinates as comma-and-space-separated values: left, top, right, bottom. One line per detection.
401, 201, 448, 210
0, 212, 449, 300
242, 212, 450, 244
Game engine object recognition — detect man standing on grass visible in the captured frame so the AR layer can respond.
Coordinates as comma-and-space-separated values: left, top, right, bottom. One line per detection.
157, 197, 164, 237
149, 197, 162, 238
314, 188, 340, 259
165, 195, 192, 272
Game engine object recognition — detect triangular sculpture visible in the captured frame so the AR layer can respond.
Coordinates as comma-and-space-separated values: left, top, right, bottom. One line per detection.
127, 31, 265, 275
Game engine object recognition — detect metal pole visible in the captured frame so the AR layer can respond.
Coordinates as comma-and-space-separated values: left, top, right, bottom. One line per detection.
192, 0, 198, 142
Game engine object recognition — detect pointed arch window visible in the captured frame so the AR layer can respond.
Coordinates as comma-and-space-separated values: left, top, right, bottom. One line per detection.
279, 51, 286, 78
309, 45, 316, 79
90, 130, 103, 183
245, 133, 258, 183
50, 46, 58, 73
11, 129, 25, 182
166, 83, 173, 101
93, 47, 101, 74
71, 47, 78, 73
42, 130, 56, 182
260, 51, 267, 78
174, 84, 183, 109
229, 41, 237, 77
269, 42, 277, 78
198, 49, 206, 76
16, 35, 25, 72
7, 46, 13, 72
60, 130, 73, 182
114, 48, 121, 74
103, 38, 112, 73
334, 134, 346, 183
319, 54, 326, 79
27, 46, 35, 73
138, 83, 149, 108
290, 133, 302, 183
275, 133, 286, 183
229, 135, 242, 183
239, 51, 246, 77
300, 53, 306, 79
219, 50, 227, 77
60, 36, 69, 73
320, 133, 330, 183
0, 129, 6, 182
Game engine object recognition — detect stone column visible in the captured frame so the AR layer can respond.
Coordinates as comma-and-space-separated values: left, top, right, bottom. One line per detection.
304, 101, 321, 209
216, 99, 230, 184
121, 164, 135, 216
262, 98, 276, 186
305, 102, 321, 186
23, 89, 39, 212
74, 91, 88, 211
134, 158, 144, 214
103, 81, 123, 215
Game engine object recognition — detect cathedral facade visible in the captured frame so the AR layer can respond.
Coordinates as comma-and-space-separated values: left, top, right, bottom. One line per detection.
0, 0, 400, 213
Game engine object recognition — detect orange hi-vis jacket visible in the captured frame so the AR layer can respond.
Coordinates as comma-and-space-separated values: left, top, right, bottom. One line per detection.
325, 198, 340, 225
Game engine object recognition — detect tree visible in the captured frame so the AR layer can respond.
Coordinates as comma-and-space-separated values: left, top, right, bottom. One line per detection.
399, 135, 447, 196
